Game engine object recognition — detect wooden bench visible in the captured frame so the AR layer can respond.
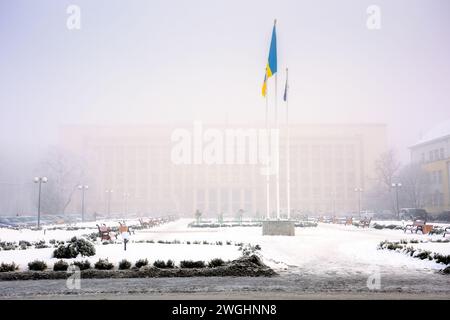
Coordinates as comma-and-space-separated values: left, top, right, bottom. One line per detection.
404, 220, 426, 234
358, 218, 371, 228
118, 221, 128, 233
118, 221, 134, 235
97, 224, 111, 241
444, 226, 450, 237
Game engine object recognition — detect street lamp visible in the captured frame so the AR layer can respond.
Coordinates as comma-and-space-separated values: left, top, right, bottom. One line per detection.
105, 189, 113, 218
34, 177, 47, 228
78, 185, 89, 222
354, 188, 363, 218
392, 182, 402, 220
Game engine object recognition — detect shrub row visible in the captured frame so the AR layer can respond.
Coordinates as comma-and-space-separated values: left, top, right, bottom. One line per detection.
1, 258, 229, 272
378, 240, 450, 266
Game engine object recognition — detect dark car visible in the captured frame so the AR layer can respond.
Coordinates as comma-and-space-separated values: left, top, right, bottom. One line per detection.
399, 208, 428, 221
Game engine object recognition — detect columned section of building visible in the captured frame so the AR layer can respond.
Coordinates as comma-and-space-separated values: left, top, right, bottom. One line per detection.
60, 123, 387, 217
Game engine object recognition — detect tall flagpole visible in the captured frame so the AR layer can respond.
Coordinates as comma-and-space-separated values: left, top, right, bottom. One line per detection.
265, 72, 270, 220
285, 68, 291, 220
275, 68, 280, 220
273, 20, 280, 220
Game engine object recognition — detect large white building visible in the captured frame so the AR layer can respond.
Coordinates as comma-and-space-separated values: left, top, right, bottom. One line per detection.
60, 123, 387, 217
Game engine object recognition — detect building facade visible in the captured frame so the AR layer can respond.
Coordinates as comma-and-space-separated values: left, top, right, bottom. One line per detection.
60, 123, 387, 218
410, 120, 450, 213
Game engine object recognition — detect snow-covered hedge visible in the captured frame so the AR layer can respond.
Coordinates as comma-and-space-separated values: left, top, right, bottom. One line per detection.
378, 240, 450, 269
53, 237, 96, 259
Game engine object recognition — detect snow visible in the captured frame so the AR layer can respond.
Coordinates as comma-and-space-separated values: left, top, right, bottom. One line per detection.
1, 219, 449, 273
413, 118, 450, 146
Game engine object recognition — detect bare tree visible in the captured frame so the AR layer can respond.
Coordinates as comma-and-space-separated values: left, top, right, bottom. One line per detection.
37, 147, 86, 215
374, 149, 401, 213
399, 163, 429, 209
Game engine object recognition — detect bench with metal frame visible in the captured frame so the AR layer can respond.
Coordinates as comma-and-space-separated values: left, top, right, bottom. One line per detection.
404, 219, 426, 234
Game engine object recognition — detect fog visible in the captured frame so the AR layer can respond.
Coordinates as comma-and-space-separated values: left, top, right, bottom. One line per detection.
1, 0, 450, 217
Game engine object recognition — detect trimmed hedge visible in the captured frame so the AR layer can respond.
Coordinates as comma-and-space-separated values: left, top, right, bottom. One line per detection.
53, 260, 69, 271
72, 260, 91, 270
0, 262, 19, 272
28, 260, 47, 271
179, 260, 206, 268
208, 258, 225, 268
119, 259, 132, 270
94, 259, 114, 270
135, 258, 148, 268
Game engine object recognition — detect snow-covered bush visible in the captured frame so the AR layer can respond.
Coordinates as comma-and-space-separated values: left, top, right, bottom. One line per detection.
0, 241, 17, 251
434, 253, 450, 265
53, 260, 69, 271
72, 260, 91, 270
180, 260, 205, 268
404, 246, 416, 256
0, 262, 18, 272
166, 259, 175, 268
135, 258, 148, 268
239, 244, 262, 256
28, 260, 47, 271
153, 260, 166, 268
118, 259, 132, 270
94, 259, 114, 270
34, 240, 50, 249
53, 237, 95, 259
19, 240, 32, 247
208, 258, 225, 268
415, 250, 432, 260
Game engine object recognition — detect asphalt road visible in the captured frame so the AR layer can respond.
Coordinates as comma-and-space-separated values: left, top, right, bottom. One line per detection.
1, 268, 449, 300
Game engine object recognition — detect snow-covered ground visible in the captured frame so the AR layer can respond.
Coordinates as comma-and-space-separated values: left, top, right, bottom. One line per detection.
0, 219, 449, 274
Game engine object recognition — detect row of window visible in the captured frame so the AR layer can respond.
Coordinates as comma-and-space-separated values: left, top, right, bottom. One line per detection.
421, 148, 445, 162
429, 170, 443, 185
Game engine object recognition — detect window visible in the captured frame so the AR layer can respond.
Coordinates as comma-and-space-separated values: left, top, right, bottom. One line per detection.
440, 148, 445, 159
434, 149, 439, 161
429, 151, 434, 161
421, 153, 425, 163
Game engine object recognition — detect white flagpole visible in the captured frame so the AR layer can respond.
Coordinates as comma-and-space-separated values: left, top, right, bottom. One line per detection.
275, 71, 280, 220
265, 77, 270, 220
285, 68, 291, 220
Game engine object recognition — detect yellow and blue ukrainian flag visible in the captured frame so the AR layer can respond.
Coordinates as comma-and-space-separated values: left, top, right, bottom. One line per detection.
262, 21, 277, 97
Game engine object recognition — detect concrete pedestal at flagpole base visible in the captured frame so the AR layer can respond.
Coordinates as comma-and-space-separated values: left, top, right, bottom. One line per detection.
262, 220, 295, 236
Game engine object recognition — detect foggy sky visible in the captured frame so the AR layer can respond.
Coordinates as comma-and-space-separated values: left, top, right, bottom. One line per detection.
1, 0, 450, 174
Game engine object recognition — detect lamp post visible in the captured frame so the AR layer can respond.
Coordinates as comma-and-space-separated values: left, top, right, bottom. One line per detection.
78, 185, 89, 222
34, 176, 48, 228
105, 189, 113, 218
392, 182, 402, 220
354, 188, 363, 218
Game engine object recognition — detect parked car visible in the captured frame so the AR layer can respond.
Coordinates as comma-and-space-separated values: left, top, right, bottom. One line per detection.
432, 211, 450, 222
373, 210, 396, 220
399, 208, 428, 221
